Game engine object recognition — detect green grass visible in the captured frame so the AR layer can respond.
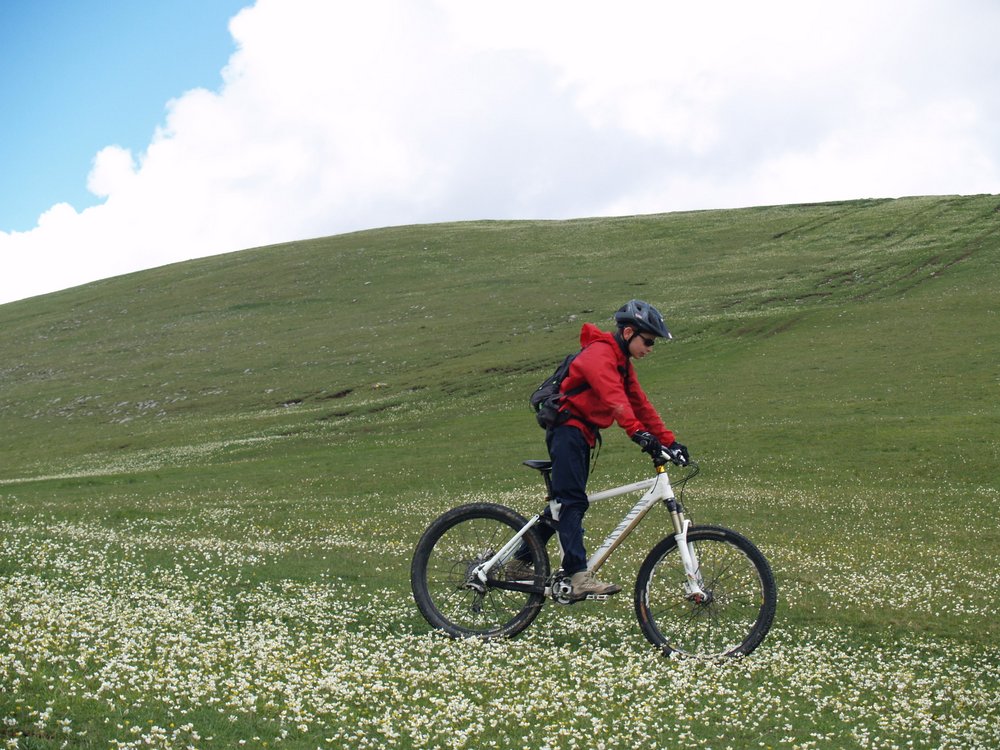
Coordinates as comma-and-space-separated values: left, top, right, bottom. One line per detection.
1, 195, 999, 748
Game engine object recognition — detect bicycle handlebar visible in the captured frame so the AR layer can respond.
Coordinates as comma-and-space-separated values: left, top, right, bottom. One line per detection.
655, 450, 692, 468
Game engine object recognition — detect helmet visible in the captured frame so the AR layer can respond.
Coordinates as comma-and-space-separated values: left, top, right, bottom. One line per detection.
614, 299, 672, 339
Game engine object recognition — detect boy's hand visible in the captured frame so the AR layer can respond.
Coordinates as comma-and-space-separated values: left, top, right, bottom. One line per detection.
631, 431, 662, 456
665, 441, 690, 465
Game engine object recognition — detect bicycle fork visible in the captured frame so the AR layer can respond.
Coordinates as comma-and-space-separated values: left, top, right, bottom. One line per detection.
669, 503, 709, 602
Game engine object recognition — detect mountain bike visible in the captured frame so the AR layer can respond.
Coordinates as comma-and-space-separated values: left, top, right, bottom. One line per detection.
410, 453, 777, 658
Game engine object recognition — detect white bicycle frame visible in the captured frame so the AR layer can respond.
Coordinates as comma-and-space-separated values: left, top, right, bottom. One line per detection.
473, 462, 707, 600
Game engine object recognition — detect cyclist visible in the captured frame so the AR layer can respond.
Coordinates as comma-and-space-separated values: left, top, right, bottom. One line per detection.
518, 300, 688, 599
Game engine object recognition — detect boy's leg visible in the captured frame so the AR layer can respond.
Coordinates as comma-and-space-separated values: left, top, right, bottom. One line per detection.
546, 424, 590, 575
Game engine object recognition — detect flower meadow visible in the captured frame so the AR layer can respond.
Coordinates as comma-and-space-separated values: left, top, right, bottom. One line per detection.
2, 477, 998, 750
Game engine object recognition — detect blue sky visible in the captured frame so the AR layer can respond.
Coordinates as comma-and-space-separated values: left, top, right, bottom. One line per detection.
0, 0, 247, 231
2, 0, 999, 305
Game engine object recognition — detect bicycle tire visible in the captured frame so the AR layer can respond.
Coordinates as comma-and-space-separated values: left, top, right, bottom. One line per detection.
635, 525, 776, 658
411, 503, 550, 639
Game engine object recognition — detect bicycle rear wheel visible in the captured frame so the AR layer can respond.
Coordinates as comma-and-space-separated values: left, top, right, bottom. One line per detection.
411, 503, 550, 639
635, 525, 776, 658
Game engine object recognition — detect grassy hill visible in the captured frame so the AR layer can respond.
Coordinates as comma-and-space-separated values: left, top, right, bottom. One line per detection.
3, 195, 996, 484
2, 194, 999, 748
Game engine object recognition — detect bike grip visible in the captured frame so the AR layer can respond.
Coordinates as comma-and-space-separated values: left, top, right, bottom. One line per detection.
662, 449, 689, 466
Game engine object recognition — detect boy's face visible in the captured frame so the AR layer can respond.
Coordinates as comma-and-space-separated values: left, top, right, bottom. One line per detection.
625, 327, 657, 359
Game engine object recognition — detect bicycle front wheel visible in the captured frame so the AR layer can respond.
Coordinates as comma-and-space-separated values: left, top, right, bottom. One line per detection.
411, 503, 550, 639
635, 525, 776, 658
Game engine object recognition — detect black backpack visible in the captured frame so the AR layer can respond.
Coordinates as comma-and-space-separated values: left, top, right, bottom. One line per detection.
529, 349, 591, 430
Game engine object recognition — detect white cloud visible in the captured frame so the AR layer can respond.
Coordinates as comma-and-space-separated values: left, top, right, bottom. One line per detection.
2, 0, 999, 303
86, 146, 138, 199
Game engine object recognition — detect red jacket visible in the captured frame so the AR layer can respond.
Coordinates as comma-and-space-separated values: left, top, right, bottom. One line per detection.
561, 323, 676, 448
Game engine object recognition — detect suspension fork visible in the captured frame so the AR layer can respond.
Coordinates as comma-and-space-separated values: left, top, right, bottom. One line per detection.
665, 497, 707, 600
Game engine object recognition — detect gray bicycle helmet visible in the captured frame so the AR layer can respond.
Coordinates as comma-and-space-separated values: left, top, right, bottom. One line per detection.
614, 299, 672, 339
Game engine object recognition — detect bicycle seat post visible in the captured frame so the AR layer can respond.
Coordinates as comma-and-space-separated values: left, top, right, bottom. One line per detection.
522, 460, 554, 501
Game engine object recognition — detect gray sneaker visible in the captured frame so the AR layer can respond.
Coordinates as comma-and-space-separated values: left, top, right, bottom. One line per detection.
505, 559, 535, 581
570, 570, 621, 598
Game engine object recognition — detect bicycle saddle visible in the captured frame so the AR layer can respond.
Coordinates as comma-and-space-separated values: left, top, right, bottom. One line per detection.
522, 460, 552, 472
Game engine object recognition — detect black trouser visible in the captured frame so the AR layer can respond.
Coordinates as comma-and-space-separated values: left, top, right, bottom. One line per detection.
530, 424, 592, 575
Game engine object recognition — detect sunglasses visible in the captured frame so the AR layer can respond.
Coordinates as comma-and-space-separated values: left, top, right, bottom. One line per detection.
638, 335, 656, 347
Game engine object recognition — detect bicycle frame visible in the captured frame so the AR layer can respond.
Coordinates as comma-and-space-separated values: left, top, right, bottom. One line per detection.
472, 463, 707, 600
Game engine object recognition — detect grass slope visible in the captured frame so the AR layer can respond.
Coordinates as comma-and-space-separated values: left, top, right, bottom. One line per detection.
1, 195, 999, 748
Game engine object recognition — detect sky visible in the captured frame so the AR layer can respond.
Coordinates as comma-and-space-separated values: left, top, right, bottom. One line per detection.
2, 0, 999, 305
